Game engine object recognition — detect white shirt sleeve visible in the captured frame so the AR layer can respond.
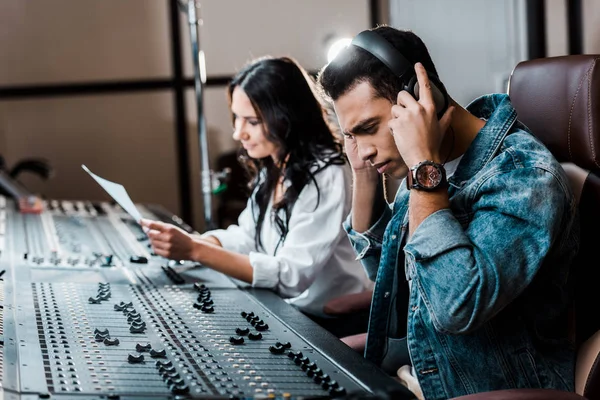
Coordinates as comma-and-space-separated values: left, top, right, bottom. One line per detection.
201, 196, 257, 255
250, 165, 351, 298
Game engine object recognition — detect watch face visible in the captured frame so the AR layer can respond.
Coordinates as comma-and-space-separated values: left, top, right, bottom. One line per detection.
416, 163, 443, 189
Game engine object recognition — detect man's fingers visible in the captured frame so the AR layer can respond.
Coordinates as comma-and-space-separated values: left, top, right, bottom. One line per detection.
438, 106, 455, 134
396, 90, 416, 109
414, 63, 434, 107
392, 91, 416, 118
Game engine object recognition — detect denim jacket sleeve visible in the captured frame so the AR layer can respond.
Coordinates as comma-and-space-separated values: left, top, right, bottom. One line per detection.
404, 165, 576, 335
343, 205, 393, 281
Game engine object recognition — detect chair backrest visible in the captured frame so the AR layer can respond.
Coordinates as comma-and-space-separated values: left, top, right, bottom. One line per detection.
508, 54, 600, 399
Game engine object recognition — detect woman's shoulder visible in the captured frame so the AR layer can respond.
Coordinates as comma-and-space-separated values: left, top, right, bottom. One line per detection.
311, 156, 350, 179
301, 157, 352, 196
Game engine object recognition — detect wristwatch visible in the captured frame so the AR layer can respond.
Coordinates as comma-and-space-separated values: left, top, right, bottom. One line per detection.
406, 160, 447, 191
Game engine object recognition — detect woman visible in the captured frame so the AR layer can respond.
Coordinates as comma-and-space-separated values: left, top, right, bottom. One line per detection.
141, 56, 371, 336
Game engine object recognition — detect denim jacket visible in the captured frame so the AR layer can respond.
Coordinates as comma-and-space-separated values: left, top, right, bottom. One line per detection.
345, 94, 580, 400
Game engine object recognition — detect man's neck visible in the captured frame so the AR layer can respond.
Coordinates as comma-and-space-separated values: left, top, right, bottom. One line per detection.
443, 102, 486, 162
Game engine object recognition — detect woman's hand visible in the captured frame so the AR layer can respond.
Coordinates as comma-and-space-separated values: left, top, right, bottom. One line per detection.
140, 219, 198, 261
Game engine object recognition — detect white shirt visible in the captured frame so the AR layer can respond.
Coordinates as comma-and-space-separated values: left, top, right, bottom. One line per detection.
203, 162, 373, 317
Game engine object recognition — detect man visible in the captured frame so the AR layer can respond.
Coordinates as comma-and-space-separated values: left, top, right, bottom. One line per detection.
317, 25, 579, 399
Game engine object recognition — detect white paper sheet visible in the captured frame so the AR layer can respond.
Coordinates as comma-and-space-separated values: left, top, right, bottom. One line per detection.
82, 164, 142, 223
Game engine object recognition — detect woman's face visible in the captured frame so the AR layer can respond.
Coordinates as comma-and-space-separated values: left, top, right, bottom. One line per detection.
231, 86, 279, 161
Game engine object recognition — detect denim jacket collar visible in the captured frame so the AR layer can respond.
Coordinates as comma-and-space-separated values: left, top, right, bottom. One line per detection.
449, 94, 518, 188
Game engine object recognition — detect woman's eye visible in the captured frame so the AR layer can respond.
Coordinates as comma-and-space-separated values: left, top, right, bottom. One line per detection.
249, 120, 261, 126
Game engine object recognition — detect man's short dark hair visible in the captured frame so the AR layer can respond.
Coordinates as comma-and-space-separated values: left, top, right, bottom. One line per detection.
317, 25, 439, 104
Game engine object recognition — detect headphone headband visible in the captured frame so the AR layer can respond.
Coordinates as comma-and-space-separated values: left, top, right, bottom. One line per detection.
350, 30, 412, 79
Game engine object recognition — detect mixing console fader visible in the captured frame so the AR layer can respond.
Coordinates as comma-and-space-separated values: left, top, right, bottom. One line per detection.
0, 196, 413, 399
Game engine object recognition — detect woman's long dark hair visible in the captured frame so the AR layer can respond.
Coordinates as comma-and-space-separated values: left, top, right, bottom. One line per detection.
227, 56, 345, 253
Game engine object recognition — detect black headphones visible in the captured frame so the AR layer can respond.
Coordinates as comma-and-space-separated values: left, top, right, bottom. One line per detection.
350, 30, 449, 119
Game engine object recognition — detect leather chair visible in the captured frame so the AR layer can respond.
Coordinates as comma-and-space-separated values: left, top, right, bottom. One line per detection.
462, 54, 600, 400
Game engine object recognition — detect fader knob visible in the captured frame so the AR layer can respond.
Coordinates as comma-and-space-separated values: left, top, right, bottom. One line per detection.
201, 305, 214, 313
128, 353, 145, 363
235, 327, 250, 336
150, 348, 167, 358
170, 384, 190, 394
229, 336, 245, 345
101, 255, 113, 266
136, 343, 152, 352
104, 337, 120, 346
330, 386, 347, 397
255, 323, 269, 331
155, 360, 173, 368
247, 332, 262, 341
130, 255, 148, 264
269, 345, 285, 354
194, 283, 207, 291
130, 324, 146, 334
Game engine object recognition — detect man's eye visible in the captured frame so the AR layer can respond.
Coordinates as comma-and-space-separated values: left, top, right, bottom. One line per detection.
363, 125, 377, 134
343, 133, 353, 139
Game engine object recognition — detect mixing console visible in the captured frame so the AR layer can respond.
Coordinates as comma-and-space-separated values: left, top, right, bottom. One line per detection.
0, 195, 413, 399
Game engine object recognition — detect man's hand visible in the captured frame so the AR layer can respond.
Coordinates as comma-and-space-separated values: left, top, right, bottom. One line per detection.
344, 134, 373, 172
140, 219, 199, 261
388, 62, 454, 168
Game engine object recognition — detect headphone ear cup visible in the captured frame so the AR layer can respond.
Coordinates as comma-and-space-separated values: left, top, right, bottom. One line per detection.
407, 74, 449, 119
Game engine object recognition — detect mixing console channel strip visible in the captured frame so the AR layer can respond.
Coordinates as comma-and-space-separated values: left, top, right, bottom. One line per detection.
0, 195, 413, 399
